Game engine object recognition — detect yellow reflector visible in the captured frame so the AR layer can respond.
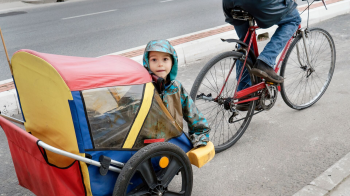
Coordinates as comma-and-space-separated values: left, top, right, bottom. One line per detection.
159, 156, 169, 168
186, 141, 215, 168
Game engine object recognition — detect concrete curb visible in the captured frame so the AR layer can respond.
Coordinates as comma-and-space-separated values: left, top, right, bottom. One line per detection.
0, 79, 19, 117
293, 152, 350, 196
22, 0, 64, 4
0, 0, 20, 4
106, 24, 241, 67
0, 89, 19, 116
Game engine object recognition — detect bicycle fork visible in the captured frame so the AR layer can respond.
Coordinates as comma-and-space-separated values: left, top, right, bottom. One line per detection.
296, 29, 315, 75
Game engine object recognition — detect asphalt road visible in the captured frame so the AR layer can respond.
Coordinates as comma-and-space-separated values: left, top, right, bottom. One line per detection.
0, 12, 349, 195
0, 0, 307, 81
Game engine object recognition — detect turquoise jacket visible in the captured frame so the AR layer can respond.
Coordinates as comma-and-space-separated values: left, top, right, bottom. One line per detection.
143, 40, 210, 136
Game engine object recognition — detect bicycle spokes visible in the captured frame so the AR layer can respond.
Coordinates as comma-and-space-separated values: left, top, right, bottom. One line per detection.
280, 28, 335, 109
190, 52, 257, 152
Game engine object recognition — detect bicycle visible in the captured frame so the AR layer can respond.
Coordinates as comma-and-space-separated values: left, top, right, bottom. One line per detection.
190, 0, 336, 153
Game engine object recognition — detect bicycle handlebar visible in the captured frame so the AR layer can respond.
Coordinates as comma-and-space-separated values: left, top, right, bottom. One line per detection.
300, 0, 328, 16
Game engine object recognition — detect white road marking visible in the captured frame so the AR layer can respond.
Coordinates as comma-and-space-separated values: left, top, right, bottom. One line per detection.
160, 0, 173, 3
62, 9, 117, 20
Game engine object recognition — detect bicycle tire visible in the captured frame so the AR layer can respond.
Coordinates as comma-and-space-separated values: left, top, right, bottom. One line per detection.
280, 28, 336, 110
113, 142, 193, 196
190, 51, 257, 153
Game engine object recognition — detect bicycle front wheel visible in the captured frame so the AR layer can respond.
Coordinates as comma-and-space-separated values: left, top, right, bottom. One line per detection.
190, 51, 257, 153
280, 28, 336, 110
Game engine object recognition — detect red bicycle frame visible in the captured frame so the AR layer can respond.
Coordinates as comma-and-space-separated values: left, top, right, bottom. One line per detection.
217, 24, 302, 104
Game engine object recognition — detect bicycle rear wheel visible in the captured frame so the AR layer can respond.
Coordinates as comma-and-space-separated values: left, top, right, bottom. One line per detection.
280, 28, 336, 110
190, 51, 256, 153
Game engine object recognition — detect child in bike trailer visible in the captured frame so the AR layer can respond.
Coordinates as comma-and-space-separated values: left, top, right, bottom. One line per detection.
143, 40, 210, 148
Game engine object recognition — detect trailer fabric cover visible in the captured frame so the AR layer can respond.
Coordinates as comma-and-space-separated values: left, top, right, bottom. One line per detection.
0, 116, 90, 196
11, 51, 81, 168
11, 51, 93, 193
15, 49, 152, 91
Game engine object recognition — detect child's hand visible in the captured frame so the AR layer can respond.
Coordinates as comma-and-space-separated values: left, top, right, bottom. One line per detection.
190, 133, 209, 148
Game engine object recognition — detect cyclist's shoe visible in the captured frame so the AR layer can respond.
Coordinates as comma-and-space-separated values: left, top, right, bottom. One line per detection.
251, 60, 284, 83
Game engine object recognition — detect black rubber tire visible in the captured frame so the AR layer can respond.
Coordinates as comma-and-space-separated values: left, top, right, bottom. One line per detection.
280, 28, 336, 110
190, 51, 257, 153
113, 142, 193, 196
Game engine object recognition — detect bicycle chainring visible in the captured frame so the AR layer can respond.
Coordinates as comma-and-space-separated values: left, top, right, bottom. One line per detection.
259, 85, 278, 110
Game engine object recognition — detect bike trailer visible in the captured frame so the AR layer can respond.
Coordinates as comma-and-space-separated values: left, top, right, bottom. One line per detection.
0, 49, 214, 196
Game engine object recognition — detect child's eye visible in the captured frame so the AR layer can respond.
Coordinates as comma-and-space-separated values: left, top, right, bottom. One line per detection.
164, 58, 169, 61
151, 59, 157, 62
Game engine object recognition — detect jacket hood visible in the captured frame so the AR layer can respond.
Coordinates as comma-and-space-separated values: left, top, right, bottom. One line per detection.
143, 40, 178, 81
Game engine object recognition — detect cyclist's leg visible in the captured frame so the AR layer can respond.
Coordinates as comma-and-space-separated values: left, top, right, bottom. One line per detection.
233, 22, 253, 91
258, 9, 301, 68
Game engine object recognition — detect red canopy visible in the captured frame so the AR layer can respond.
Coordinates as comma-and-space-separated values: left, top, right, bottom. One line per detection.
16, 49, 151, 91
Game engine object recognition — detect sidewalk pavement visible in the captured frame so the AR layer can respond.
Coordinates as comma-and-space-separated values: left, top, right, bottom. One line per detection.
0, 0, 20, 4
0, 0, 350, 195
0, 0, 78, 13
0, 1, 37, 12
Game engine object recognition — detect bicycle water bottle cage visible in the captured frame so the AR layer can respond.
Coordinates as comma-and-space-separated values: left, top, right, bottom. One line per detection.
151, 73, 165, 93
230, 8, 253, 21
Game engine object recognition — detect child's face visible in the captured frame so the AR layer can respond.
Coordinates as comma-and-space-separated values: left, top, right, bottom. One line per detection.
148, 51, 172, 81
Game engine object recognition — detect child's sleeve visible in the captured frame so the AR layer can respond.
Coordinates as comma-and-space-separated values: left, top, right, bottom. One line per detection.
179, 83, 210, 136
